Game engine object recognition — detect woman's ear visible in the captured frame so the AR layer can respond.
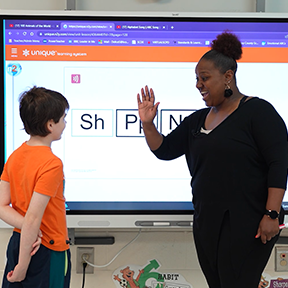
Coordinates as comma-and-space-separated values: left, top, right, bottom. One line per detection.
225, 69, 234, 82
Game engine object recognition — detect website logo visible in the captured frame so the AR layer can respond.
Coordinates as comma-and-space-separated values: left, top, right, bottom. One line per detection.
23, 49, 30, 56
22, 49, 57, 57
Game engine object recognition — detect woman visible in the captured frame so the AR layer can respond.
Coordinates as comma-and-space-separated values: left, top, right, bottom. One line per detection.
137, 32, 288, 287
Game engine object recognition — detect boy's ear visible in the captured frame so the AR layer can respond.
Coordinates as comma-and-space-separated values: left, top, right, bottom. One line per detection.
46, 119, 54, 133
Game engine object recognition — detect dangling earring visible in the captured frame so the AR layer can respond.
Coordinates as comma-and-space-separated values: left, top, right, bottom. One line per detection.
224, 82, 233, 98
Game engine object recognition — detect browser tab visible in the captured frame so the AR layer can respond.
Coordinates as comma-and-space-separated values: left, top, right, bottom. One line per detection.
61, 22, 114, 31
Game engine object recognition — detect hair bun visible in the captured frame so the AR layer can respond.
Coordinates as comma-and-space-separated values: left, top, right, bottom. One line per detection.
211, 31, 242, 60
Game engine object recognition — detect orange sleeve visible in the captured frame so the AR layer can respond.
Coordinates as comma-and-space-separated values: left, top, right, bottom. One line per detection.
34, 158, 63, 198
0, 164, 9, 182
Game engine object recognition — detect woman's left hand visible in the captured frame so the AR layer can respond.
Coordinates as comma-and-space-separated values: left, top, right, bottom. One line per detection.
255, 215, 279, 244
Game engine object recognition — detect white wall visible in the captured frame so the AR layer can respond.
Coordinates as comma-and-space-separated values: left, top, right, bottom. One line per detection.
265, 0, 288, 12
74, 0, 256, 13
0, 0, 256, 12
0, 0, 65, 11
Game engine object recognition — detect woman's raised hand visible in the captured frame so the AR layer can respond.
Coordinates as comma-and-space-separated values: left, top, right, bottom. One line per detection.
137, 85, 160, 124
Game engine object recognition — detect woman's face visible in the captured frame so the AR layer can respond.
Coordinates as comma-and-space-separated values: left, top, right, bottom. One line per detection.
195, 58, 227, 107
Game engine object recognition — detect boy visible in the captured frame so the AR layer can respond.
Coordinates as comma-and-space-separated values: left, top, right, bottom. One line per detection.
0, 87, 71, 288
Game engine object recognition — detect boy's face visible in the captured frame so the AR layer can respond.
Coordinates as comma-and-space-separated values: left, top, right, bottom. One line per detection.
51, 113, 67, 141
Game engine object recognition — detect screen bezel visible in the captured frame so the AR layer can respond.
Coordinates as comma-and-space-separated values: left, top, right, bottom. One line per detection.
1, 11, 288, 228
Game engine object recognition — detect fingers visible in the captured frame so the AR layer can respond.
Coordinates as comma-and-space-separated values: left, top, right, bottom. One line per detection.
137, 93, 141, 105
30, 247, 38, 256
139, 86, 154, 102
137, 86, 157, 114
7, 271, 14, 282
154, 102, 160, 111
255, 228, 271, 244
30, 232, 42, 256
145, 85, 149, 93
137, 88, 146, 104
262, 237, 268, 244
259, 233, 276, 244
260, 231, 272, 244
32, 237, 41, 247
149, 87, 155, 103
142, 87, 147, 101
31, 242, 41, 256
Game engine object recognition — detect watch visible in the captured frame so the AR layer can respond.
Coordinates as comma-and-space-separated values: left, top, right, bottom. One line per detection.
265, 209, 279, 220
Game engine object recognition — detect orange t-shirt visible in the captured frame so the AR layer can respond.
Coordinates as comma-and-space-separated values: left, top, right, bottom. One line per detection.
1, 142, 69, 251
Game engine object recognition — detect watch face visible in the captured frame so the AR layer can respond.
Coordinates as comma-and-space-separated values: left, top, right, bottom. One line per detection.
267, 210, 279, 219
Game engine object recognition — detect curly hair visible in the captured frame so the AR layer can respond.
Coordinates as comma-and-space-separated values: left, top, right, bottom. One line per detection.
201, 31, 242, 74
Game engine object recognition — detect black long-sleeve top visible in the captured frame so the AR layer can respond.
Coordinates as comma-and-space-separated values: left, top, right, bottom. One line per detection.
153, 97, 288, 271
